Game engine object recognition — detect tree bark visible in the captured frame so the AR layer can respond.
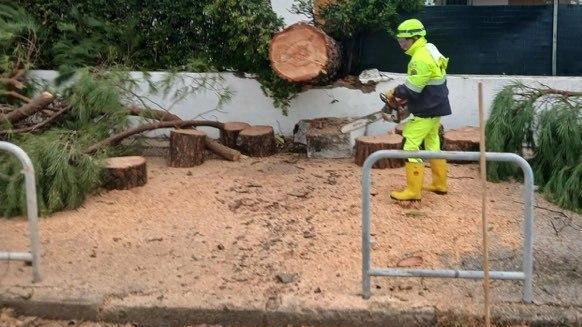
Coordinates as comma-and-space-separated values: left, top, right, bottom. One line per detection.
2, 91, 54, 124
220, 121, 251, 149
443, 126, 480, 164
443, 126, 480, 151
103, 156, 147, 190
124, 108, 242, 161
169, 129, 206, 167
355, 133, 404, 169
237, 125, 276, 157
269, 22, 341, 84
206, 137, 241, 161
85, 120, 224, 154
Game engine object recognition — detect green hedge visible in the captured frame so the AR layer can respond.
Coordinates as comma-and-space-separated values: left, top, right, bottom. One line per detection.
16, 0, 280, 71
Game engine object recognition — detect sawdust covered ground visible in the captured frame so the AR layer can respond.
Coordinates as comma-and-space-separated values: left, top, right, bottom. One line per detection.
1, 153, 580, 326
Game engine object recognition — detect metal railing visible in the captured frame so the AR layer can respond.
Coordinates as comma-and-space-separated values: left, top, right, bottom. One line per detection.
361, 150, 534, 303
0, 141, 42, 282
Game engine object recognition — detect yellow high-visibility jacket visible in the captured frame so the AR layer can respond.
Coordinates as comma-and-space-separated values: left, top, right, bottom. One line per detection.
394, 37, 452, 118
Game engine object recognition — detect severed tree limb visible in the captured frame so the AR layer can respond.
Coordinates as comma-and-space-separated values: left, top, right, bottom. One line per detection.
11, 69, 26, 81
204, 136, 242, 161
0, 77, 26, 90
127, 105, 182, 122
85, 120, 224, 154
1, 91, 31, 103
0, 105, 15, 115
126, 106, 243, 161
0, 105, 70, 135
2, 91, 54, 124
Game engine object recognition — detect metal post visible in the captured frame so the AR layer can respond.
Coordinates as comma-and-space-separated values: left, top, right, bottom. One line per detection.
362, 150, 534, 303
0, 141, 42, 282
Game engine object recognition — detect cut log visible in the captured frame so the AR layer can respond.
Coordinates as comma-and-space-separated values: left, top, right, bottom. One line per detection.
205, 137, 241, 161
443, 126, 480, 151
169, 129, 206, 167
103, 156, 147, 190
269, 22, 341, 84
220, 122, 251, 149
394, 123, 445, 150
355, 133, 404, 169
3, 92, 54, 124
237, 125, 275, 157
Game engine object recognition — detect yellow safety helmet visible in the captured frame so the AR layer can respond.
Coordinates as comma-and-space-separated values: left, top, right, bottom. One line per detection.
396, 19, 426, 38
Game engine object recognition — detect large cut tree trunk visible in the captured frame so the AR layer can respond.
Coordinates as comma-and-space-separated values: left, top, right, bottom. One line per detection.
355, 133, 404, 169
269, 22, 341, 84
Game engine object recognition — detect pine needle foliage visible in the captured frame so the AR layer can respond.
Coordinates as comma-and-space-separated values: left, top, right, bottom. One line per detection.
0, 130, 107, 217
1, 4, 232, 217
485, 82, 582, 213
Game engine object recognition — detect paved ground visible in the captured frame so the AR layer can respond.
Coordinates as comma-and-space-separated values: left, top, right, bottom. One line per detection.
0, 154, 580, 327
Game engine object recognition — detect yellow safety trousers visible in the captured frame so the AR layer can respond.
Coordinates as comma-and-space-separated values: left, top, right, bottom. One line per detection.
402, 116, 441, 163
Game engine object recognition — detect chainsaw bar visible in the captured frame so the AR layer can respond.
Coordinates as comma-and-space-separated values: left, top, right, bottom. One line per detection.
339, 111, 384, 134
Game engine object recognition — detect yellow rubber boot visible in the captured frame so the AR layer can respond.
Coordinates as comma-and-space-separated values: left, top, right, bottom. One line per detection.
425, 159, 448, 194
390, 162, 424, 201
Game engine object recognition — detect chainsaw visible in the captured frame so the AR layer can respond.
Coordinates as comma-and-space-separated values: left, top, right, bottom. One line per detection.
339, 93, 410, 134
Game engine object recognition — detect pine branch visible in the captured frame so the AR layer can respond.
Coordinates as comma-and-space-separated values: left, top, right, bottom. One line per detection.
0, 105, 70, 135
127, 105, 182, 122
85, 120, 225, 154
0, 91, 31, 103
2, 91, 54, 124
0, 77, 26, 90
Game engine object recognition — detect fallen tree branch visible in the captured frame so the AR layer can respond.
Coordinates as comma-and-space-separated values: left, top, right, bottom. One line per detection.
127, 105, 182, 122
11, 69, 26, 81
126, 106, 243, 161
205, 137, 241, 161
85, 120, 224, 154
1, 91, 31, 103
0, 77, 25, 90
0, 105, 70, 135
2, 91, 54, 124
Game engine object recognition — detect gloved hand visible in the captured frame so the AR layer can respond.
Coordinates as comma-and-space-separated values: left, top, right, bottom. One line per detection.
383, 88, 396, 103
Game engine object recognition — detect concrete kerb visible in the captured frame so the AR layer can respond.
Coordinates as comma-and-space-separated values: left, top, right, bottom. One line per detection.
1, 292, 581, 327
0, 292, 437, 327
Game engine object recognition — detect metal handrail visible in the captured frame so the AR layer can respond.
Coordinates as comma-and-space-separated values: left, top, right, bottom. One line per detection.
0, 141, 42, 282
361, 150, 534, 303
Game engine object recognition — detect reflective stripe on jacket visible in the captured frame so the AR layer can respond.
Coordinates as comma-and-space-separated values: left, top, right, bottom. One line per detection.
394, 37, 452, 118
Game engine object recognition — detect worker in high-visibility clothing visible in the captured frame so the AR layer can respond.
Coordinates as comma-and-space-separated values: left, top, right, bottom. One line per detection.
384, 18, 451, 201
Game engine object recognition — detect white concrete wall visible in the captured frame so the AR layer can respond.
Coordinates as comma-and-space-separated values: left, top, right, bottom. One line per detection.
31, 70, 582, 139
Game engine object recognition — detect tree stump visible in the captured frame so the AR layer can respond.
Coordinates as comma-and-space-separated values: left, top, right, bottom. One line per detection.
443, 126, 480, 151
219, 122, 251, 149
269, 22, 341, 84
169, 129, 206, 167
103, 156, 147, 190
355, 133, 404, 169
394, 123, 445, 150
237, 125, 276, 157
305, 117, 353, 158
443, 126, 480, 164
